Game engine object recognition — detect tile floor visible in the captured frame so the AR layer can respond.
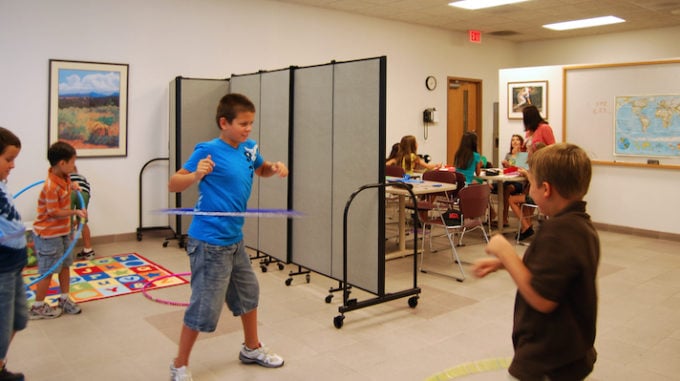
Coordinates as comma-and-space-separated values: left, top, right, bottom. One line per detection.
8, 225, 680, 380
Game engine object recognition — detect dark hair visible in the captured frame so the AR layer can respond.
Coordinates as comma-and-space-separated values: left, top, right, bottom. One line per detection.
47, 141, 76, 166
0, 127, 21, 154
386, 142, 399, 162
215, 93, 256, 128
508, 134, 525, 154
522, 105, 547, 132
454, 131, 478, 169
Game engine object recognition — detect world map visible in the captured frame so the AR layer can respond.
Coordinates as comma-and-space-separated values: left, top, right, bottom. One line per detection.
615, 95, 680, 157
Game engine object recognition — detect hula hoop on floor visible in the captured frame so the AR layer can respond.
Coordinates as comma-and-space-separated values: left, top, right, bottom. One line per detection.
157, 208, 303, 218
141, 272, 191, 307
14, 180, 86, 288
424, 357, 512, 381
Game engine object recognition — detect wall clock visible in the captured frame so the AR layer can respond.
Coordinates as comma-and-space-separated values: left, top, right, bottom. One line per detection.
425, 75, 437, 91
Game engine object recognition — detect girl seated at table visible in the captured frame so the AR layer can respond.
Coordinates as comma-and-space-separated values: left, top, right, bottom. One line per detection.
453, 131, 482, 185
489, 134, 526, 227
386, 135, 441, 175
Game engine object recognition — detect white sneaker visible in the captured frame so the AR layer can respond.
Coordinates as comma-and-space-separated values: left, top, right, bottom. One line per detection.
28, 303, 62, 320
239, 343, 284, 368
170, 363, 193, 381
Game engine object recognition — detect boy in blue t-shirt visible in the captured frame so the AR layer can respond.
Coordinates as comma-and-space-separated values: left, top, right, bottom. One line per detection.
0, 127, 27, 381
168, 93, 288, 381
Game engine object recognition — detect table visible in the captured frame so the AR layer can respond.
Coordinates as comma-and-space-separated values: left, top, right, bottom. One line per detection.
475, 170, 527, 234
385, 180, 457, 259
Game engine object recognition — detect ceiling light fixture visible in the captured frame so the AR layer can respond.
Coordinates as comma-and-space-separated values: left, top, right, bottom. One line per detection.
448, 0, 529, 10
543, 15, 625, 31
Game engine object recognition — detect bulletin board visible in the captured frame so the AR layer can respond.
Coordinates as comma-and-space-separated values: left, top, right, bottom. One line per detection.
563, 59, 680, 169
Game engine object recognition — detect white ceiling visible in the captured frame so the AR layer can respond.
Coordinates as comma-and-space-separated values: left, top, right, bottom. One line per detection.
271, 0, 680, 42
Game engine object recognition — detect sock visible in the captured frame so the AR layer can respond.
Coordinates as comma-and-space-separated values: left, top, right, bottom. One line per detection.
60, 294, 69, 301
83, 248, 93, 253
33, 301, 45, 307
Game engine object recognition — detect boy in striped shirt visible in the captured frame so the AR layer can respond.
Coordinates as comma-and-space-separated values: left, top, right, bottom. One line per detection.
30, 142, 87, 319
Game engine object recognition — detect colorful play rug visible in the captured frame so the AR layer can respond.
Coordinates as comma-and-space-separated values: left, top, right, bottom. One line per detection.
22, 253, 188, 306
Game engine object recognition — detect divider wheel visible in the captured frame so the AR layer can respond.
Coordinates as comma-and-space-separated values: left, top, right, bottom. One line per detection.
333, 315, 344, 329
408, 296, 419, 308
277, 262, 285, 270
325, 294, 333, 303
285, 278, 293, 286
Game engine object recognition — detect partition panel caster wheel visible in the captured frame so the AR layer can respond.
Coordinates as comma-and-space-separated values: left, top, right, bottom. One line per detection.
285, 278, 293, 286
325, 294, 333, 303
333, 315, 344, 329
162, 241, 169, 248
305, 274, 311, 283
260, 265, 267, 273
408, 296, 419, 308
277, 262, 285, 270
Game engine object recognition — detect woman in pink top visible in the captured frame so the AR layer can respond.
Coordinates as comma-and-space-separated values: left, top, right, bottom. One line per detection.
522, 105, 555, 155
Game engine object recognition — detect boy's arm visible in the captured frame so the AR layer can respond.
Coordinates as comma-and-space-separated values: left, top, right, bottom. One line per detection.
255, 161, 288, 178
485, 235, 559, 313
169, 155, 214, 192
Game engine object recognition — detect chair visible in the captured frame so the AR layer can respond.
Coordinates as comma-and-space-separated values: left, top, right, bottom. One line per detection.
386, 164, 405, 178
405, 170, 463, 230
419, 183, 490, 282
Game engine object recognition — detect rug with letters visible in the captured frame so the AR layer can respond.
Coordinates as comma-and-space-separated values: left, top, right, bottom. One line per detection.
22, 253, 188, 306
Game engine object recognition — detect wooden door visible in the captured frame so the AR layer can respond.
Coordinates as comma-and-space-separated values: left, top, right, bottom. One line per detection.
446, 78, 483, 166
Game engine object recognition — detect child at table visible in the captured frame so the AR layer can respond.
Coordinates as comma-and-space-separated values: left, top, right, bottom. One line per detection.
386, 135, 441, 175
453, 131, 481, 184
473, 143, 599, 380
489, 134, 526, 227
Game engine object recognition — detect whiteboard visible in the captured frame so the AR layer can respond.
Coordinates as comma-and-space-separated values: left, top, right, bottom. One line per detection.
564, 59, 680, 167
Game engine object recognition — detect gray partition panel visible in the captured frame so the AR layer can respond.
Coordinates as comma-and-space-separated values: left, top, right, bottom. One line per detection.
169, 77, 229, 236
331, 59, 383, 292
257, 69, 291, 262
229, 75, 262, 250
291, 65, 334, 275
291, 58, 385, 295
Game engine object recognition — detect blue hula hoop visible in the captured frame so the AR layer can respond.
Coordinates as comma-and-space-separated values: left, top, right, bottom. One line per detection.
13, 180, 86, 288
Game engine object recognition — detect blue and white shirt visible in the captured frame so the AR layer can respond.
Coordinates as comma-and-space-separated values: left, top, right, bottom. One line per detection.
183, 138, 264, 246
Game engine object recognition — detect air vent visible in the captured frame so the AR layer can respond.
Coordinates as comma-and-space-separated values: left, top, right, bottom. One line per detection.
488, 30, 519, 36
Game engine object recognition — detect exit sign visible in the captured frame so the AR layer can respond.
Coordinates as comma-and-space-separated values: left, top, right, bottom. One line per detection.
469, 30, 482, 43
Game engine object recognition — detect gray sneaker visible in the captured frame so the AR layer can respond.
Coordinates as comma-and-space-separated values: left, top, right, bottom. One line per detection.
58, 298, 82, 315
29, 303, 62, 320
170, 363, 193, 381
239, 343, 284, 368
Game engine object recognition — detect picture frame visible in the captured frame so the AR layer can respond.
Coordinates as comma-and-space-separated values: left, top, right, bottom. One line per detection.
508, 80, 548, 120
49, 59, 129, 157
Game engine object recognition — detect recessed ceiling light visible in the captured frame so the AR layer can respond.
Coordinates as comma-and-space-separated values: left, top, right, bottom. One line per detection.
543, 15, 625, 31
448, 0, 529, 10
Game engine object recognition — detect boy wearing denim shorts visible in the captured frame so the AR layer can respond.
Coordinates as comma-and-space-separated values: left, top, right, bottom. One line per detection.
30, 142, 86, 320
168, 93, 288, 381
0, 127, 28, 380
474, 143, 599, 380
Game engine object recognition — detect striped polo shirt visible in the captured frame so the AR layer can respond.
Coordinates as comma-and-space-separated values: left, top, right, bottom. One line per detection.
33, 169, 73, 238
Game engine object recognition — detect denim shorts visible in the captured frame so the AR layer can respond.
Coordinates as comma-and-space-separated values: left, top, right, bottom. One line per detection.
0, 268, 29, 359
33, 234, 73, 275
183, 238, 259, 332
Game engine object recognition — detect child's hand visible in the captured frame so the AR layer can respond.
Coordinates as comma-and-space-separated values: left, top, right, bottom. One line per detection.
72, 182, 81, 191
195, 155, 215, 180
472, 257, 502, 277
74, 209, 87, 219
270, 161, 289, 178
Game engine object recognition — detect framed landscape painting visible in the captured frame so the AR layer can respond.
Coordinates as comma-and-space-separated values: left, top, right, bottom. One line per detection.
508, 80, 548, 120
49, 59, 129, 157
